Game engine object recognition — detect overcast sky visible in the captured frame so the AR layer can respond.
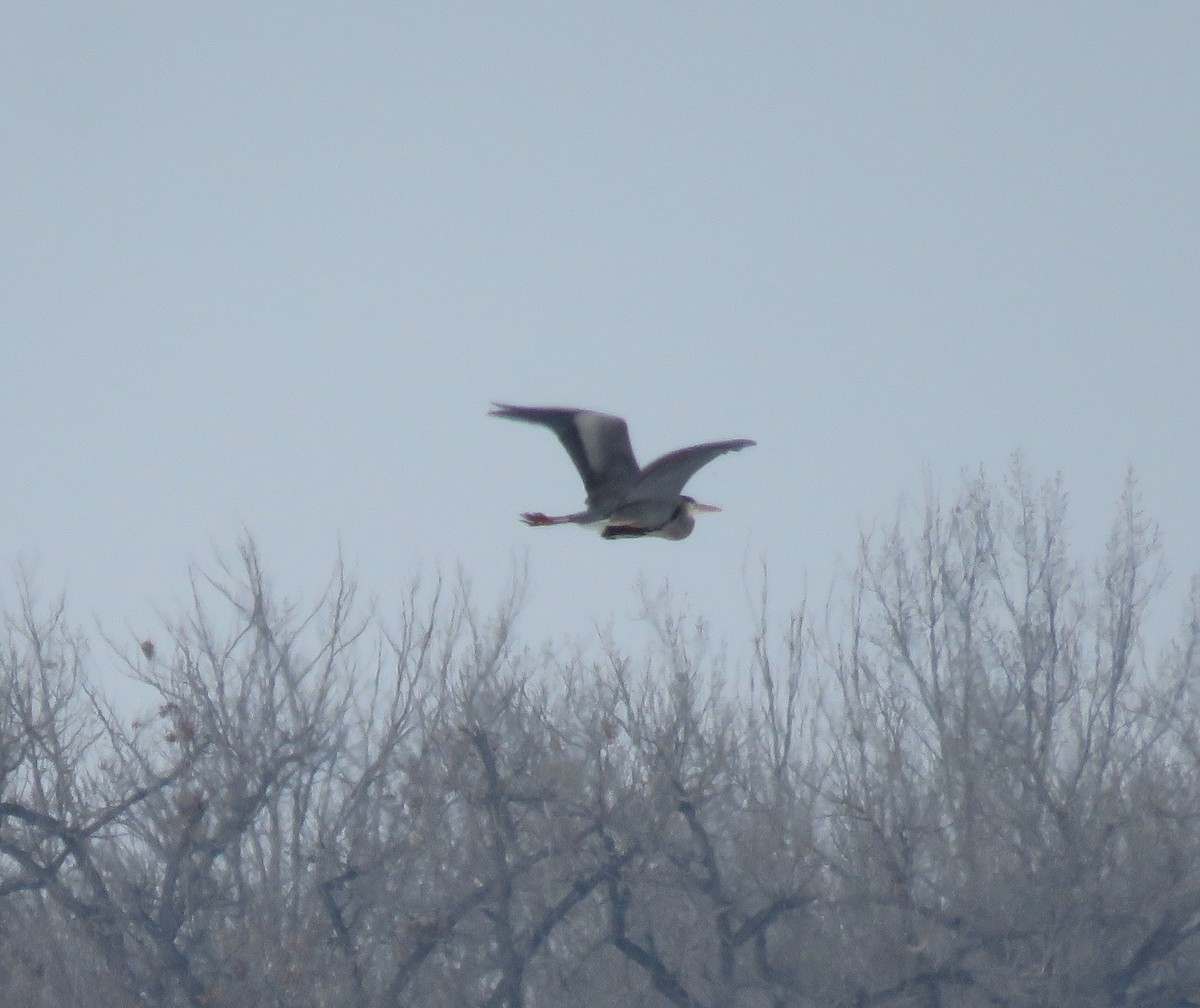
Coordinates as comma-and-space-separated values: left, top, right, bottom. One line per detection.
4, 5, 1198, 694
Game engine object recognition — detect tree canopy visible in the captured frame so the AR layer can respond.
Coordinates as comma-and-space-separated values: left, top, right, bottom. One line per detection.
2, 466, 1198, 1008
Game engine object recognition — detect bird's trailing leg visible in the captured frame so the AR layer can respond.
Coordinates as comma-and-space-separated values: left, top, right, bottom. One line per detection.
520, 511, 570, 527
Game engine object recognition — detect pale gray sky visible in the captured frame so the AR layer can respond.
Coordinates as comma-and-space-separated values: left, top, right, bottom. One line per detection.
4, 5, 1198, 681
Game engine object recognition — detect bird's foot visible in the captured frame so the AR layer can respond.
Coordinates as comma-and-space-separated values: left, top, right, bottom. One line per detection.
520, 512, 555, 526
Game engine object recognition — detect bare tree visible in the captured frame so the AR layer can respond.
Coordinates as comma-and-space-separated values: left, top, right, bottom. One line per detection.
0, 577, 187, 1005
590, 594, 820, 1008
814, 463, 1200, 1008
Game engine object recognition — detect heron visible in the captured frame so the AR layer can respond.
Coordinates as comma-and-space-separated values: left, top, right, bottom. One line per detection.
490, 403, 755, 540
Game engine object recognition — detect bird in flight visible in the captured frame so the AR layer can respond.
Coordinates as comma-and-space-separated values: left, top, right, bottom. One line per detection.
490, 403, 755, 540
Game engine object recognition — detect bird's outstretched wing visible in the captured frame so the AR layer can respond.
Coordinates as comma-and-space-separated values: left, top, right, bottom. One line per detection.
634, 439, 756, 501
489, 404, 640, 506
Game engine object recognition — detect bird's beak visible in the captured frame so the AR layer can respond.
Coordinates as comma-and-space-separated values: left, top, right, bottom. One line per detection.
689, 501, 722, 513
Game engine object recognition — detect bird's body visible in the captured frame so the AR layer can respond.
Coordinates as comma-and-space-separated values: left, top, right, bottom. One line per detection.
490, 404, 755, 540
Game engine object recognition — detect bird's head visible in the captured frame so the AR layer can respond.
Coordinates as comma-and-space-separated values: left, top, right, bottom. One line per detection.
652, 496, 722, 541
682, 495, 722, 516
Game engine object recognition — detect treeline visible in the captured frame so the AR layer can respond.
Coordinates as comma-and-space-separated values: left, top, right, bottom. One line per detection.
2, 468, 1199, 1008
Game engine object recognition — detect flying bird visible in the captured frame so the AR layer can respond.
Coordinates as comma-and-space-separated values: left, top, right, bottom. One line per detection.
490, 403, 755, 540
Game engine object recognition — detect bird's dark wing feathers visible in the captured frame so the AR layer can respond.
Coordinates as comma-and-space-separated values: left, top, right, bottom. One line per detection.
634, 439, 756, 501
489, 404, 640, 505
